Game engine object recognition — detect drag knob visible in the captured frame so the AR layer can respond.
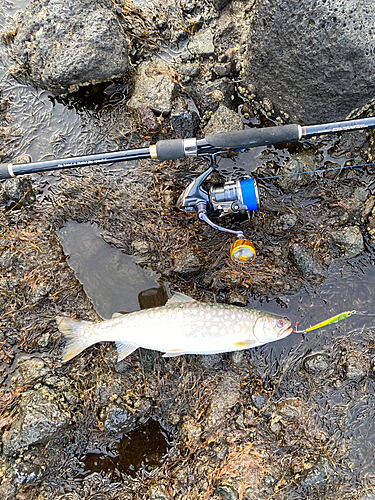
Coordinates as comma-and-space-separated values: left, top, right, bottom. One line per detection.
230, 239, 256, 264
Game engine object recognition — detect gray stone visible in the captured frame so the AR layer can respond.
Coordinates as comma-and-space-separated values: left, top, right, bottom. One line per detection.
15, 356, 50, 386
203, 105, 244, 135
170, 99, 199, 138
289, 243, 325, 277
245, 0, 375, 123
0, 480, 16, 500
12, 0, 129, 95
227, 290, 247, 307
148, 484, 168, 500
276, 397, 304, 421
172, 248, 202, 275
188, 29, 215, 57
13, 461, 45, 484
207, 376, 240, 429
330, 226, 364, 258
127, 60, 176, 116
298, 455, 334, 487
276, 154, 316, 194
103, 403, 136, 433
345, 352, 368, 379
212, 0, 232, 9
197, 77, 235, 115
251, 392, 268, 410
214, 62, 232, 77
3, 388, 71, 456
179, 62, 200, 79
216, 481, 238, 500
0, 176, 36, 210
303, 353, 330, 374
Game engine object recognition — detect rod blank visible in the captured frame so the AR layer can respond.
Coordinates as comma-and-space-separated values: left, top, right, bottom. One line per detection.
1, 116, 375, 179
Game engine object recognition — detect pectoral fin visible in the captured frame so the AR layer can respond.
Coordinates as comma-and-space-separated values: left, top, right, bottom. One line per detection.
233, 340, 256, 348
115, 341, 139, 361
162, 349, 187, 358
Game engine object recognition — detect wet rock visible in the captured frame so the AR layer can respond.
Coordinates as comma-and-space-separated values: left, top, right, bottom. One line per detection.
329, 226, 364, 258
212, 0, 232, 9
345, 352, 368, 380
27, 281, 53, 305
0, 249, 16, 270
245, 0, 375, 123
14, 356, 50, 386
148, 484, 168, 500
289, 243, 325, 277
172, 248, 202, 275
131, 239, 150, 255
298, 455, 334, 487
13, 461, 45, 484
180, 416, 202, 445
102, 403, 136, 433
95, 377, 123, 407
276, 397, 304, 421
203, 105, 244, 135
137, 103, 158, 131
216, 479, 238, 500
188, 29, 215, 57
0, 479, 16, 500
0, 176, 35, 210
206, 375, 240, 429
12, 0, 129, 95
127, 60, 176, 116
170, 99, 199, 138
214, 62, 232, 77
197, 77, 235, 116
227, 290, 247, 307
251, 392, 268, 410
303, 353, 330, 374
179, 61, 200, 81
276, 154, 316, 193
3, 388, 72, 456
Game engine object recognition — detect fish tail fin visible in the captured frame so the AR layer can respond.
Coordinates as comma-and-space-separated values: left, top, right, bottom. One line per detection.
57, 316, 95, 362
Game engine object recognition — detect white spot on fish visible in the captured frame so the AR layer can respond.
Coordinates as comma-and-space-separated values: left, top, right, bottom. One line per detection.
206, 313, 212, 320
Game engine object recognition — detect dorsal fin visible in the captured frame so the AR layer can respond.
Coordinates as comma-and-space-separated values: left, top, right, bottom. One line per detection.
166, 292, 197, 306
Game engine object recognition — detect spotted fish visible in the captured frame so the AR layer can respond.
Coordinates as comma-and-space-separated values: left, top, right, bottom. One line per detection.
57, 292, 293, 362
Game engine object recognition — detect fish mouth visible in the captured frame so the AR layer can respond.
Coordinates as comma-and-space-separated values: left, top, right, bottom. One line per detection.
277, 325, 293, 338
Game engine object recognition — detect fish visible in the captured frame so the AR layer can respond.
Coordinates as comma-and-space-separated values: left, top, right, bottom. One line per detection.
57, 292, 293, 362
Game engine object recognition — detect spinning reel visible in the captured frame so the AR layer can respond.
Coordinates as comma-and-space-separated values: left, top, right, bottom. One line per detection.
177, 157, 259, 264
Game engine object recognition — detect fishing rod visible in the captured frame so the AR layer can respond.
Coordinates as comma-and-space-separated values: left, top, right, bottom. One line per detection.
1, 116, 375, 263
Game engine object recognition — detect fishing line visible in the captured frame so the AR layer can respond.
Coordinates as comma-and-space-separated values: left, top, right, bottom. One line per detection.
294, 310, 375, 334
256, 162, 375, 181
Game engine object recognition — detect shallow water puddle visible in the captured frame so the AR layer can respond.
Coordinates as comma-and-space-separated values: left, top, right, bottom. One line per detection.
57, 221, 161, 318
83, 419, 172, 478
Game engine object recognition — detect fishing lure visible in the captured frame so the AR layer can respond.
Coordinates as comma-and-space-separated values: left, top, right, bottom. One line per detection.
295, 310, 356, 333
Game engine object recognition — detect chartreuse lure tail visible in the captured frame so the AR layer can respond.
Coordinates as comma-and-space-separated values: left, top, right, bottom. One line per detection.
295, 310, 356, 333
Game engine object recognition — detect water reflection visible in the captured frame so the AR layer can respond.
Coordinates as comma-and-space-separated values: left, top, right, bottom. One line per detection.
57, 221, 161, 319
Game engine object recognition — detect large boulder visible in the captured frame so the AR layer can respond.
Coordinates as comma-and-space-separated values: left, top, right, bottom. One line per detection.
11, 0, 129, 95
245, 0, 375, 123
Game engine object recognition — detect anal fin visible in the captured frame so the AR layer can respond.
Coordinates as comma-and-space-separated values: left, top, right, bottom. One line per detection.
233, 340, 256, 348
162, 349, 186, 358
115, 341, 139, 361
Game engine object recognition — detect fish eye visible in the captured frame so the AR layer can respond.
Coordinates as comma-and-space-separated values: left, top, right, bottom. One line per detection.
276, 319, 284, 328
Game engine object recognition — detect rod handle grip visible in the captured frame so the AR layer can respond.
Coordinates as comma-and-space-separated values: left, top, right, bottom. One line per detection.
155, 139, 185, 161
205, 124, 301, 150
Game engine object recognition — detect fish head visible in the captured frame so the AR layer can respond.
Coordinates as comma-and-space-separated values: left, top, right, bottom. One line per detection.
254, 314, 293, 343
